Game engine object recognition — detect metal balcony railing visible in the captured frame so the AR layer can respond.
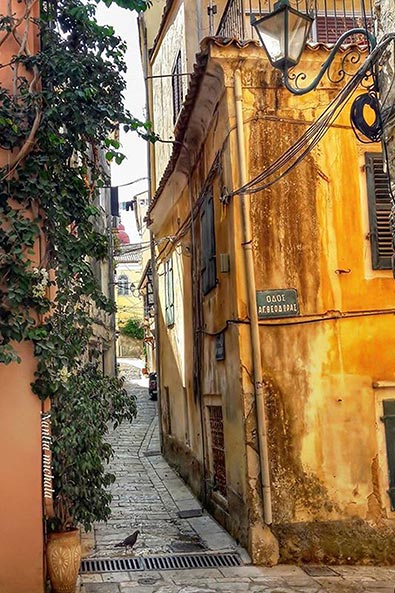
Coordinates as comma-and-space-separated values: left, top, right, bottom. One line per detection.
216, 0, 374, 45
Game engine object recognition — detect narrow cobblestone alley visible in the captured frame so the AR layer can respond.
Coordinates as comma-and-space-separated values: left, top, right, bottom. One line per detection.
80, 360, 395, 593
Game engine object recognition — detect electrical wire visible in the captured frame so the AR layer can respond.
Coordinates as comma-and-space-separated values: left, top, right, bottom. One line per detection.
118, 242, 151, 254
103, 176, 148, 189
197, 307, 395, 336
151, 35, 395, 266
225, 33, 395, 199
231, 81, 358, 195
350, 92, 382, 142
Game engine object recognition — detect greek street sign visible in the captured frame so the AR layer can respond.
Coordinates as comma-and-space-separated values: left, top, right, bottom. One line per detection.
256, 288, 299, 319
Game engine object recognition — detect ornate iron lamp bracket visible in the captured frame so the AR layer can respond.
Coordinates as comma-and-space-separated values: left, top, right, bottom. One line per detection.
282, 28, 376, 95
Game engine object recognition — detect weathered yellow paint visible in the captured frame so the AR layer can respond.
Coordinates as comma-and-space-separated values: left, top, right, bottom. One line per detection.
150, 40, 395, 564
115, 264, 144, 327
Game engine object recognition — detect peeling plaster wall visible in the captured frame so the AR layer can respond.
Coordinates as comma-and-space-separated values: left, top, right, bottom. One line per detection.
155, 195, 202, 480
245, 50, 395, 562
150, 41, 395, 564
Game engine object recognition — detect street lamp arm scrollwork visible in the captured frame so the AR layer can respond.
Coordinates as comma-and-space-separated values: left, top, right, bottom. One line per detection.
282, 29, 377, 95
251, 0, 378, 96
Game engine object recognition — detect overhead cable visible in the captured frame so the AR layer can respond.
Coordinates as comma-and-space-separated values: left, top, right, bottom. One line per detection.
226, 33, 395, 198
153, 34, 395, 263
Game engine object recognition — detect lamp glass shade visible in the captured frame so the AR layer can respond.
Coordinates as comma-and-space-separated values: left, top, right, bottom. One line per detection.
252, 7, 287, 68
287, 8, 314, 65
252, 3, 313, 70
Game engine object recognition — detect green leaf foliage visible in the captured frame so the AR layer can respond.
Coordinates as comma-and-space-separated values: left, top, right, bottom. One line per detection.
0, 0, 149, 531
49, 363, 136, 532
121, 317, 144, 340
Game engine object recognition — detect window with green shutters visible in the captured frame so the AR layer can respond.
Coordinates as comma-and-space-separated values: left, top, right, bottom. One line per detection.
201, 189, 217, 295
365, 152, 392, 270
164, 257, 174, 326
381, 399, 395, 510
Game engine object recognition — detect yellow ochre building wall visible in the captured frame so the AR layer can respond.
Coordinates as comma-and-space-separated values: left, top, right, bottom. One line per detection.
150, 40, 395, 564
115, 265, 144, 327
249, 86, 395, 560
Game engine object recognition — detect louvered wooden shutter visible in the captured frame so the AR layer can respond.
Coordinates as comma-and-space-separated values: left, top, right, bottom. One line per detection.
382, 400, 395, 510
201, 189, 217, 295
208, 405, 227, 498
365, 153, 392, 270
315, 15, 372, 44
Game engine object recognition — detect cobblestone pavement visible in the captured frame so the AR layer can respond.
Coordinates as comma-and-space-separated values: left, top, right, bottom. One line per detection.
80, 359, 395, 593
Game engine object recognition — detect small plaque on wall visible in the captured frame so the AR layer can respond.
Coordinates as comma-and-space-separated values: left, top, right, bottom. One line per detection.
256, 289, 299, 319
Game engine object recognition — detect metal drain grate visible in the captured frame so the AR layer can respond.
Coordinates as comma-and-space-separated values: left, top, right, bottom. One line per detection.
82, 557, 144, 573
81, 552, 242, 573
302, 566, 340, 577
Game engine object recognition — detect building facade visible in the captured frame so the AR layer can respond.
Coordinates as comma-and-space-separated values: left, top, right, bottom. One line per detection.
115, 241, 145, 357
140, 0, 395, 565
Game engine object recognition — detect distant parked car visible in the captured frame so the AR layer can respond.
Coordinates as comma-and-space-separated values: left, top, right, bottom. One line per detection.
148, 372, 158, 401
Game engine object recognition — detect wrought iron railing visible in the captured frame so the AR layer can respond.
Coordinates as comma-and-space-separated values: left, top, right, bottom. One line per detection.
216, 0, 374, 45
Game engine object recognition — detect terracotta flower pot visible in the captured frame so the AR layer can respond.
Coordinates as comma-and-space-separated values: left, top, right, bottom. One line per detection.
46, 529, 81, 593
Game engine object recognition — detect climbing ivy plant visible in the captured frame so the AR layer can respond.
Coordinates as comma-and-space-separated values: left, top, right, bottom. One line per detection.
0, 0, 150, 381
0, 0, 151, 529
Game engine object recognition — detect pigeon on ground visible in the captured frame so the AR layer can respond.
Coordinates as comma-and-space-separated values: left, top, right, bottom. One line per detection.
114, 530, 140, 550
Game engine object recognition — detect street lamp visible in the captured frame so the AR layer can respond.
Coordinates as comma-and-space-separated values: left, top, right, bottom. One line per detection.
130, 283, 141, 298
251, 0, 313, 71
251, 0, 376, 95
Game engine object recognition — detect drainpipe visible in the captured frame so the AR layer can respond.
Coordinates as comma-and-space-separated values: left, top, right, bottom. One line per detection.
234, 69, 272, 526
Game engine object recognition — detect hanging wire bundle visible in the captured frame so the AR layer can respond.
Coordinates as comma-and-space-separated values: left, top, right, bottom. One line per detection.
153, 34, 395, 263
350, 91, 382, 142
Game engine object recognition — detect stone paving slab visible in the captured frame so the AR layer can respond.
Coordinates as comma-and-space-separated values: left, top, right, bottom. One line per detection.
80, 360, 395, 593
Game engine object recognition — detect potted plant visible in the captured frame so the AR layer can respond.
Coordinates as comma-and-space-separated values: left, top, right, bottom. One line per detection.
46, 362, 136, 593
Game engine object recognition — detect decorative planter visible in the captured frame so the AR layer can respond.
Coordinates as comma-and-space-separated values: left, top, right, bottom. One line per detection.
46, 529, 81, 593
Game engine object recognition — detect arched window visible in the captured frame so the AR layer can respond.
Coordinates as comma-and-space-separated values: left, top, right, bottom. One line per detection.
118, 275, 129, 295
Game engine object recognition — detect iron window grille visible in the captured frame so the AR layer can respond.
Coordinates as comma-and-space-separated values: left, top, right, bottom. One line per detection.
164, 257, 174, 326
365, 153, 392, 270
208, 405, 227, 498
172, 51, 184, 125
216, 0, 374, 46
201, 189, 217, 295
381, 399, 395, 510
